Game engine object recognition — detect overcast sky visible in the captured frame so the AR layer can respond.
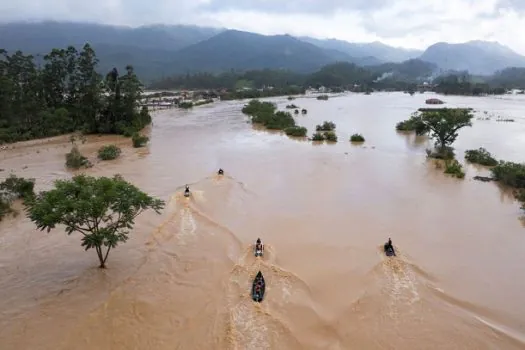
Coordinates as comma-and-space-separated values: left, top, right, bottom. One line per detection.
2, 0, 525, 54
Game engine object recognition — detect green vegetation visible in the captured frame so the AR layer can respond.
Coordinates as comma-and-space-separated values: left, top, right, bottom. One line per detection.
0, 175, 35, 221
286, 104, 298, 109
179, 102, 193, 109
396, 113, 429, 134
312, 132, 325, 141
0, 46, 150, 145
97, 145, 122, 160
350, 134, 365, 142
65, 145, 92, 169
464, 148, 498, 166
284, 126, 308, 137
491, 162, 525, 188
316, 121, 336, 132
25, 174, 164, 268
221, 86, 305, 100
132, 133, 149, 148
444, 159, 465, 179
317, 95, 329, 100
324, 131, 338, 142
241, 100, 297, 130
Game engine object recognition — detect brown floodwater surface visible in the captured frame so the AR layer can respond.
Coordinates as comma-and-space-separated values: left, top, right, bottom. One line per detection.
1, 92, 525, 349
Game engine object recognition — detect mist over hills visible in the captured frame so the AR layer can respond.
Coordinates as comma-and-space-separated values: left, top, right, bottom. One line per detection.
1, 21, 525, 81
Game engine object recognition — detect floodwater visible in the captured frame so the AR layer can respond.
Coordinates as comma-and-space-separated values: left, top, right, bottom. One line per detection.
1, 92, 525, 349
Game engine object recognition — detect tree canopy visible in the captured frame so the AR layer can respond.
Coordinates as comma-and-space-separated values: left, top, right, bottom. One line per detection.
25, 174, 165, 268
0, 45, 151, 145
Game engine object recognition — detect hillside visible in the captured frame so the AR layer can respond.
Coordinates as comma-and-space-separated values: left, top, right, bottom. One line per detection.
299, 37, 421, 63
167, 30, 376, 74
420, 41, 525, 75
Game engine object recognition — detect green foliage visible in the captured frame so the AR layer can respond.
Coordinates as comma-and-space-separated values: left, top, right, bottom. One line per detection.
444, 159, 465, 179
286, 104, 298, 109
491, 161, 525, 188
65, 145, 91, 169
179, 102, 193, 109
323, 131, 338, 142
132, 133, 149, 148
97, 144, 122, 160
242, 100, 296, 130
514, 190, 525, 210
312, 132, 325, 141
419, 108, 473, 151
395, 113, 429, 134
316, 121, 336, 132
284, 126, 308, 137
350, 134, 365, 142
464, 148, 498, 166
317, 95, 329, 100
0, 46, 150, 145
425, 147, 455, 161
0, 175, 35, 221
25, 174, 165, 268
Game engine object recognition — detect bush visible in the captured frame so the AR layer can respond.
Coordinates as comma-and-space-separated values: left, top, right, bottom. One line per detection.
312, 132, 325, 141
426, 147, 455, 160
0, 174, 35, 200
350, 134, 365, 142
0, 175, 35, 221
286, 104, 298, 109
317, 95, 329, 100
65, 145, 91, 169
284, 126, 308, 137
444, 159, 465, 179
179, 102, 193, 109
464, 148, 498, 166
242, 100, 296, 130
132, 133, 149, 148
491, 161, 525, 188
515, 190, 525, 210
98, 145, 122, 160
324, 131, 338, 142
396, 113, 428, 134
316, 121, 336, 132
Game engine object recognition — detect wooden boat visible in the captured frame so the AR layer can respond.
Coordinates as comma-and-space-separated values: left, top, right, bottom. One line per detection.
251, 271, 265, 302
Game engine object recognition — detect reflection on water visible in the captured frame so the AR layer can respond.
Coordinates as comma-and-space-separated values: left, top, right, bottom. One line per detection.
1, 92, 525, 349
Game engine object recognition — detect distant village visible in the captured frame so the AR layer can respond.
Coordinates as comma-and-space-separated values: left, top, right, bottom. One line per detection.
141, 83, 524, 111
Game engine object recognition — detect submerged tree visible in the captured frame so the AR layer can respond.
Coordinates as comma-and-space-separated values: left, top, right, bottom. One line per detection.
26, 174, 165, 268
419, 108, 473, 152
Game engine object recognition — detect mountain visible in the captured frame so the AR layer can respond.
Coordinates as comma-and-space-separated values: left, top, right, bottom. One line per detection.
298, 37, 422, 63
419, 41, 525, 75
166, 30, 381, 74
0, 21, 223, 53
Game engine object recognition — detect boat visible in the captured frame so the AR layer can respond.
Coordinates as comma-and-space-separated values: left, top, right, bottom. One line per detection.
252, 271, 265, 302
384, 242, 396, 257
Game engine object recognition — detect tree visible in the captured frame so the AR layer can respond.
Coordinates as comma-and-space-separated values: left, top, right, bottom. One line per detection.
419, 108, 473, 152
26, 174, 165, 268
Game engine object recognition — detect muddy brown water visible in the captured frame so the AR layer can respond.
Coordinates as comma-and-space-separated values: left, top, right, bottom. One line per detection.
1, 92, 525, 349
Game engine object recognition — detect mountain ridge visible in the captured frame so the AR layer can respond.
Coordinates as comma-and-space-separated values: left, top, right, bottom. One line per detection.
0, 21, 523, 79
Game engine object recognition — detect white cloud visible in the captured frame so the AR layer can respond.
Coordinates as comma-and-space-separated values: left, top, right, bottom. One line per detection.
1, 0, 524, 54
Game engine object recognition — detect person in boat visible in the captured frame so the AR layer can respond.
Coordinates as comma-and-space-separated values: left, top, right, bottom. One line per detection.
218, 168, 224, 175
385, 238, 394, 253
254, 284, 262, 298
255, 238, 264, 253
184, 185, 190, 196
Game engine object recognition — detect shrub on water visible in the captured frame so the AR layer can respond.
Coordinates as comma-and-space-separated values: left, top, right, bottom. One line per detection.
132, 133, 149, 148
350, 133, 365, 142
444, 159, 465, 179
317, 95, 329, 100
284, 126, 308, 137
312, 132, 325, 141
0, 174, 35, 200
464, 147, 498, 166
98, 145, 122, 160
324, 131, 338, 142
65, 145, 91, 169
490, 161, 525, 188
316, 121, 336, 132
425, 146, 455, 161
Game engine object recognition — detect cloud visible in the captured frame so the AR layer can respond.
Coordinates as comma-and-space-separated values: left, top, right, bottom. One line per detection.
1, 0, 524, 54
